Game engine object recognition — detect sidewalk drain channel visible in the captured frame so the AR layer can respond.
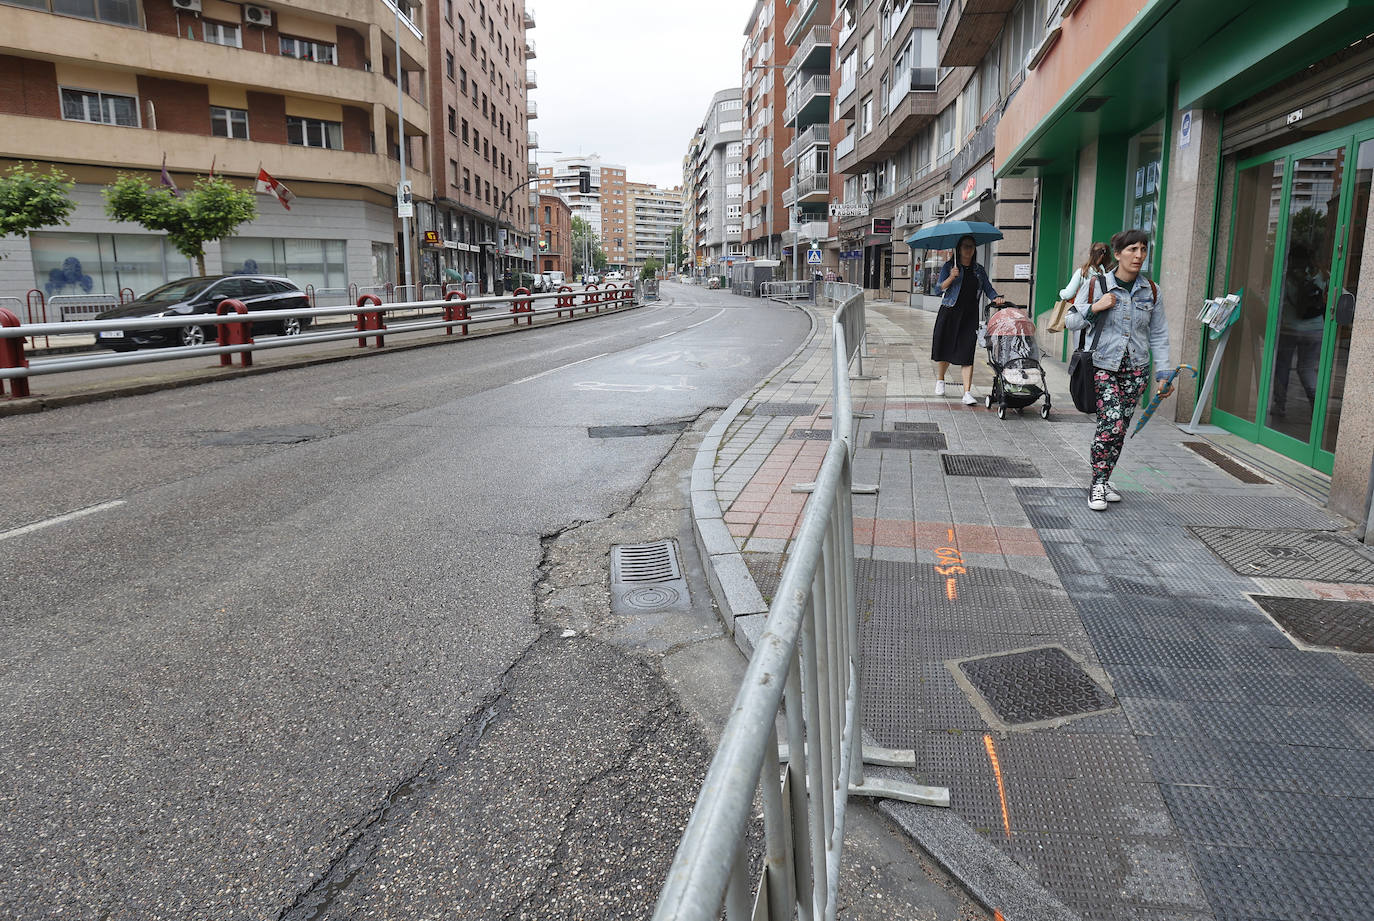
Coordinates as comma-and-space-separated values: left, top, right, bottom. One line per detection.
790, 429, 832, 440
754, 402, 819, 415
941, 454, 1039, 478
588, 422, 691, 438
894, 421, 941, 432
868, 431, 948, 451
1252, 595, 1374, 653
1183, 441, 1272, 484
609, 540, 691, 616
1188, 527, 1374, 583
951, 646, 1117, 730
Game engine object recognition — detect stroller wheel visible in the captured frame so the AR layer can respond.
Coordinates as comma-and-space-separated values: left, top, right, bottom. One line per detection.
984, 394, 992, 409
996, 403, 1007, 420
1041, 403, 1051, 419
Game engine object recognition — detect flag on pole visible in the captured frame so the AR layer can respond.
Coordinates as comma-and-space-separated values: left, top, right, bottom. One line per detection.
159, 154, 179, 197
208, 156, 216, 180
255, 167, 295, 211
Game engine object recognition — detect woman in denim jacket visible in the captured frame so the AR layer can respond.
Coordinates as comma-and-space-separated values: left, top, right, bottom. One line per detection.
1065, 229, 1173, 511
932, 235, 1005, 404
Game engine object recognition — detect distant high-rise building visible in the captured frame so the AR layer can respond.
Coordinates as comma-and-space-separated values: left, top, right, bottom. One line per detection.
626, 182, 683, 273
538, 155, 628, 268
685, 88, 744, 279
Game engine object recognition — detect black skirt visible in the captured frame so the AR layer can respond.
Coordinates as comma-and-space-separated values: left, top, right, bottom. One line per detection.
930, 271, 981, 365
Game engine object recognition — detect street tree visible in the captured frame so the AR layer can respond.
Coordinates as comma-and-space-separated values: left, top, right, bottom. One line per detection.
570, 216, 607, 277
640, 257, 660, 281
104, 175, 257, 276
0, 164, 77, 255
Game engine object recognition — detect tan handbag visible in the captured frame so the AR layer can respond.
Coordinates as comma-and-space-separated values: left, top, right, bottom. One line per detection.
1046, 299, 1071, 332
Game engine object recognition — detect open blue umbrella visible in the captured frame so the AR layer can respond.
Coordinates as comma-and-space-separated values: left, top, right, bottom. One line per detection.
905, 220, 1004, 250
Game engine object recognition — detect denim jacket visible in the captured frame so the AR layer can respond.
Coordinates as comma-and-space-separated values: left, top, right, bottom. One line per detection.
937, 260, 1000, 308
1065, 272, 1171, 375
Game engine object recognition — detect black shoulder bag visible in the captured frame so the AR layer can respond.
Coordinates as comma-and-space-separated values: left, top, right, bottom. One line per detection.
1067, 276, 1106, 414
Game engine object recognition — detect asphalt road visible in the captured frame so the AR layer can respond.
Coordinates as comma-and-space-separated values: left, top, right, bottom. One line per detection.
0, 285, 810, 920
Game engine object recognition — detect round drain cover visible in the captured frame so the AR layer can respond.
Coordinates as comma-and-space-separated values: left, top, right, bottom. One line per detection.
620, 585, 682, 610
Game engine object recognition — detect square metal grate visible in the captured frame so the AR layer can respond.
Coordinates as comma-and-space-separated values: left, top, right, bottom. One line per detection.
1252, 595, 1374, 653
941, 454, 1040, 478
753, 402, 819, 416
894, 421, 942, 432
609, 540, 690, 616
1182, 441, 1271, 484
1189, 527, 1374, 583
954, 646, 1117, 728
867, 431, 948, 451
790, 428, 832, 440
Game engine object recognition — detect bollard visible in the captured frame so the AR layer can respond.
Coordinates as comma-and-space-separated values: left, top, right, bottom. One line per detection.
444, 290, 470, 336
0, 308, 31, 398
215, 298, 254, 367
511, 286, 533, 326
355, 294, 386, 347
557, 285, 574, 318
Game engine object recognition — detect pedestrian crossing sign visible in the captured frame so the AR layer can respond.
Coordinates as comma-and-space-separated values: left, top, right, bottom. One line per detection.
806, 248, 822, 265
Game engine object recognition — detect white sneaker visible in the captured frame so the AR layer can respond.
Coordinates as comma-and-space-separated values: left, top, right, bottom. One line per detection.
935, 380, 946, 396
1088, 484, 1108, 511
961, 391, 977, 405
1104, 481, 1122, 503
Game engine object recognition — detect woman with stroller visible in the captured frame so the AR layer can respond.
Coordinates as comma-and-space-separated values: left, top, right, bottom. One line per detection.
1065, 229, 1173, 511
932, 235, 1005, 404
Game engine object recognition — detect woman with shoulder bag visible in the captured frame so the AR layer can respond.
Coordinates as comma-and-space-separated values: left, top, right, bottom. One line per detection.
1050, 242, 1110, 332
1065, 229, 1173, 511
932, 235, 1005, 404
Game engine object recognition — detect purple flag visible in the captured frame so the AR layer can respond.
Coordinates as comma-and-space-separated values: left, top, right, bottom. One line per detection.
160, 154, 179, 197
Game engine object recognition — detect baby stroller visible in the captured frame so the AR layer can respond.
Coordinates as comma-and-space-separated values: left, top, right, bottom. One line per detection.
982, 305, 1051, 419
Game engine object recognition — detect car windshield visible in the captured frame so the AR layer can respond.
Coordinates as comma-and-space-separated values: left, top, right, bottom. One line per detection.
135, 278, 217, 307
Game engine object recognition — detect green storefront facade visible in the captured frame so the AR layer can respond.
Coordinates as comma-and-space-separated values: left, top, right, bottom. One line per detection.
996, 0, 1374, 525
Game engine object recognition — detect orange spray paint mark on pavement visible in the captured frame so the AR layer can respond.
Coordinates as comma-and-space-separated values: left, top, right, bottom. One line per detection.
983, 733, 1012, 839
945, 577, 958, 601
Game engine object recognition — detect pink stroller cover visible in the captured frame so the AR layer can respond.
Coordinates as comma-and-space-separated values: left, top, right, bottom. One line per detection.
986, 306, 1036, 337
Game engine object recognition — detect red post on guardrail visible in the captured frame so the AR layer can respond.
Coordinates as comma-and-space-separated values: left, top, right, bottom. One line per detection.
511, 286, 533, 326
556, 285, 574, 318
215, 298, 254, 367
355, 294, 386, 347
24, 289, 48, 349
585, 283, 599, 313
305, 284, 316, 308
0, 308, 30, 398
119, 287, 135, 304
443, 290, 469, 335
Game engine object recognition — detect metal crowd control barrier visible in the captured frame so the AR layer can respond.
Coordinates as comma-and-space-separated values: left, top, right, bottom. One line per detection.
48, 293, 120, 322
653, 286, 947, 921
761, 280, 816, 301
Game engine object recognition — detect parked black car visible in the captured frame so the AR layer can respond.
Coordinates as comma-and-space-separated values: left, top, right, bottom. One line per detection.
93, 275, 311, 351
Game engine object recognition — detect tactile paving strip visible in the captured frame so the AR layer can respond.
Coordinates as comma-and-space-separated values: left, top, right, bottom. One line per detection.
893, 421, 942, 432
1163, 494, 1342, 529
867, 430, 948, 450
956, 646, 1117, 726
1188, 527, 1374, 583
753, 402, 819, 415
789, 428, 832, 440
1252, 595, 1374, 653
940, 454, 1040, 478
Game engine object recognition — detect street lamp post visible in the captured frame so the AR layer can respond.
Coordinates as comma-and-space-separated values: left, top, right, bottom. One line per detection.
394, 1, 412, 292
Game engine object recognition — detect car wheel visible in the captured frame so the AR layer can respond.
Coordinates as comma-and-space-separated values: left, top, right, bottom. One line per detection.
281, 316, 304, 337
180, 325, 207, 347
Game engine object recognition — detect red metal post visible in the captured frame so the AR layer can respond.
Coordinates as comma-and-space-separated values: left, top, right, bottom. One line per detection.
444, 290, 470, 335
511, 286, 533, 326
24, 289, 48, 348
119, 287, 135, 304
355, 294, 386, 348
557, 285, 573, 318
215, 299, 254, 367
585, 283, 599, 313
305, 284, 316, 308
0, 308, 31, 398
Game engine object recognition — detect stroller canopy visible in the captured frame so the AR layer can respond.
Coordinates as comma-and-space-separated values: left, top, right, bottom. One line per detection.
986, 306, 1036, 337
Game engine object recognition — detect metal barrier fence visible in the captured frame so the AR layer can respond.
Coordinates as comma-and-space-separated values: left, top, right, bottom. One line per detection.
0, 284, 640, 398
652, 288, 946, 921
48, 294, 120, 322
761, 280, 815, 301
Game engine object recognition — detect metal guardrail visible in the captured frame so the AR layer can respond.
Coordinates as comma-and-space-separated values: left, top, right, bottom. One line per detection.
761, 281, 815, 301
653, 286, 947, 921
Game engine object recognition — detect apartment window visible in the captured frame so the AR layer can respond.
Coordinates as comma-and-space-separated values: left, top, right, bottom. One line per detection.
463, 168, 471, 193
458, 14, 465, 37
543, 206, 550, 223
202, 20, 241, 47
287, 116, 343, 149
860, 93, 873, 136
860, 29, 875, 73
450, 158, 459, 185
446, 51, 455, 79
726, 142, 742, 158
210, 105, 249, 139
936, 105, 955, 161
461, 119, 469, 144
447, 106, 456, 134
280, 36, 336, 64
483, 138, 489, 160
445, 0, 452, 20
60, 88, 138, 127
460, 67, 468, 93
960, 77, 980, 138
979, 44, 1000, 113
46, 0, 139, 26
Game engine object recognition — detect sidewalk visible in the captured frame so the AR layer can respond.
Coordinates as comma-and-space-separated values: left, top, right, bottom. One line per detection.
691, 295, 1374, 921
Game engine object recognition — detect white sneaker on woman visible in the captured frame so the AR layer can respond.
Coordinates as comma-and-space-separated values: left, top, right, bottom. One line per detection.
1104, 481, 1123, 502
962, 391, 977, 405
1088, 484, 1108, 511
935, 380, 946, 396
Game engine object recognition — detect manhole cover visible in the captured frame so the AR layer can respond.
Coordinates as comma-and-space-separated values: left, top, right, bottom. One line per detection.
1252, 595, 1374, 653
894, 422, 941, 432
790, 428, 832, 440
207, 424, 326, 445
954, 646, 1116, 729
588, 422, 691, 438
754, 402, 819, 416
1188, 527, 1374, 583
867, 431, 948, 451
610, 540, 690, 616
941, 454, 1040, 478
1182, 441, 1271, 484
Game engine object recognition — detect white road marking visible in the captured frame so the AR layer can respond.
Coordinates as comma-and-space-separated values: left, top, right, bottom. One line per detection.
0, 500, 126, 542
511, 352, 611, 385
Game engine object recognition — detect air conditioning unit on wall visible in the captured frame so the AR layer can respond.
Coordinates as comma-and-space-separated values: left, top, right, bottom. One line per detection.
244, 4, 272, 26
171, 0, 201, 12
934, 192, 953, 216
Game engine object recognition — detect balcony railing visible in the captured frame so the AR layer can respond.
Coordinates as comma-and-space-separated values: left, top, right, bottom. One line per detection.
783, 25, 832, 83
527, 99, 539, 118
835, 133, 856, 160
528, 130, 539, 147
781, 187, 797, 208
525, 38, 536, 58
524, 3, 535, 27
783, 0, 820, 44
795, 171, 829, 198
784, 74, 832, 124
836, 75, 856, 109
886, 67, 938, 112
526, 68, 537, 87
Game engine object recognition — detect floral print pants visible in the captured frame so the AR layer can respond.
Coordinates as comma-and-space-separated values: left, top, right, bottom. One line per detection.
1091, 364, 1147, 485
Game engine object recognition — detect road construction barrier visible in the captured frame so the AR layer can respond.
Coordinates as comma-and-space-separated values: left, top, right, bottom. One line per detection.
761, 280, 815, 301
48, 293, 119, 322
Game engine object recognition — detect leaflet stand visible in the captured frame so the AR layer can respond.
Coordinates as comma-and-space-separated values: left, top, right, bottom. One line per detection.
1184, 290, 1242, 434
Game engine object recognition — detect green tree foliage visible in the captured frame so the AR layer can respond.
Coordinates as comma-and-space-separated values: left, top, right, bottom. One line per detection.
640, 257, 660, 280
104, 175, 257, 276
570, 215, 607, 277
0, 164, 77, 252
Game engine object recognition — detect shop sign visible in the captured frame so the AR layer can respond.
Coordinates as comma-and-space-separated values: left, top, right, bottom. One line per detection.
961, 175, 978, 202
840, 250, 862, 260
421, 230, 442, 247
871, 218, 892, 235
829, 201, 869, 217
443, 240, 458, 250
1179, 110, 1193, 149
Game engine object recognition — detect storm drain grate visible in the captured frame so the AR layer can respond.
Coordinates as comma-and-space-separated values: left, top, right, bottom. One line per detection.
1189, 527, 1374, 583
941, 454, 1040, 478
754, 402, 819, 416
790, 429, 832, 440
867, 431, 948, 451
1252, 595, 1374, 653
610, 540, 690, 616
1183, 441, 1271, 484
588, 421, 692, 438
954, 646, 1117, 729
894, 421, 942, 432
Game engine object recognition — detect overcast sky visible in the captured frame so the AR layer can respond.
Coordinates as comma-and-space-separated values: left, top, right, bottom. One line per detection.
531, 1, 747, 189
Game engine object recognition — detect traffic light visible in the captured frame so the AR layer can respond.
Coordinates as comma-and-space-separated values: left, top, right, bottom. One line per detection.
578, 169, 591, 194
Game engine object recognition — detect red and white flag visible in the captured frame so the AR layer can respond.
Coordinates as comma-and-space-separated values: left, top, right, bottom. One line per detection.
255, 167, 295, 211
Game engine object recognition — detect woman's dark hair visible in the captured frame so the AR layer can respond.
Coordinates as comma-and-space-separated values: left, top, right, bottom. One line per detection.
1111, 229, 1150, 253
1080, 241, 1110, 275
955, 235, 977, 262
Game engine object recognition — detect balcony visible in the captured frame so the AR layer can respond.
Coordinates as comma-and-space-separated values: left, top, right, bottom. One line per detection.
784, 26, 832, 83
526, 68, 537, 88
794, 171, 829, 201
527, 99, 539, 119
781, 187, 797, 208
528, 162, 539, 178
835, 75, 857, 118
525, 38, 537, 58
939, 0, 1017, 66
784, 0, 821, 45
835, 132, 856, 161
791, 124, 830, 159
784, 74, 831, 126
524, 4, 535, 27
528, 130, 539, 147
